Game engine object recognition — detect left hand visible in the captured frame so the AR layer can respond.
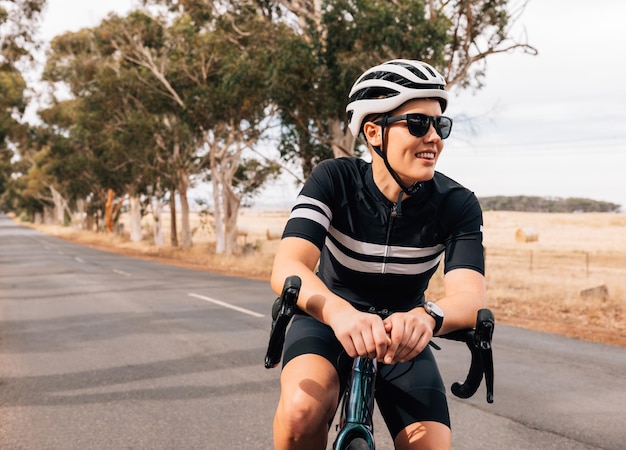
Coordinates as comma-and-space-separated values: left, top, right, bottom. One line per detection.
381, 309, 435, 364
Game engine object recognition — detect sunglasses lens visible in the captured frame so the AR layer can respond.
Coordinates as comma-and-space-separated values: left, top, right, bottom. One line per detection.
407, 115, 453, 139
391, 114, 453, 139
406, 115, 431, 137
437, 117, 452, 139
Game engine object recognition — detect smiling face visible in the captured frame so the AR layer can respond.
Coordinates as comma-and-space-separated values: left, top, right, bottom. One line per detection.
363, 98, 445, 200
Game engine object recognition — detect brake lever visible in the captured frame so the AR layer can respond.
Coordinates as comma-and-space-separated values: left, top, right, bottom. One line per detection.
440, 308, 495, 403
264, 276, 301, 369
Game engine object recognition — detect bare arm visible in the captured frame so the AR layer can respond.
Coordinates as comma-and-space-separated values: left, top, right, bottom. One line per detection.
271, 236, 390, 359
433, 268, 487, 334
270, 237, 339, 319
383, 268, 486, 364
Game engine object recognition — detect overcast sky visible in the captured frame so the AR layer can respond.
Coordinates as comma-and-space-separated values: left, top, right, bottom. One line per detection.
443, 0, 626, 210
39, 0, 626, 210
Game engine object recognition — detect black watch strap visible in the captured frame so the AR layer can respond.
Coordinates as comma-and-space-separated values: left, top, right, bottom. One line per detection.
423, 301, 444, 334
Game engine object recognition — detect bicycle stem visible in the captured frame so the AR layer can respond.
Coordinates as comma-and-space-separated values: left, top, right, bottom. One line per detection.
343, 357, 377, 426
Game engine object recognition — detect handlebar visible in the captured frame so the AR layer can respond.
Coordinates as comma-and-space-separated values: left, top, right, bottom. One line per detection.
439, 308, 495, 403
264, 275, 301, 368
264, 277, 495, 403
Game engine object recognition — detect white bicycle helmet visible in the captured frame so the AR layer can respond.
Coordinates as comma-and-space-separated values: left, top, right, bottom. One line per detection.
346, 59, 448, 138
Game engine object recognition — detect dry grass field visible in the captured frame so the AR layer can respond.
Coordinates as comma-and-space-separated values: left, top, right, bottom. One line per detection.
19, 210, 626, 347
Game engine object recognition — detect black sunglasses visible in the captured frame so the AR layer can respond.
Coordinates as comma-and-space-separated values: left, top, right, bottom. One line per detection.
376, 113, 453, 139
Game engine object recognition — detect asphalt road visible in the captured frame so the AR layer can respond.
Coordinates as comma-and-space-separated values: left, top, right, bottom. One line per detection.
1, 214, 625, 449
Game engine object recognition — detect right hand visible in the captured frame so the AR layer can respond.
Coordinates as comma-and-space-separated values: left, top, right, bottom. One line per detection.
328, 307, 391, 360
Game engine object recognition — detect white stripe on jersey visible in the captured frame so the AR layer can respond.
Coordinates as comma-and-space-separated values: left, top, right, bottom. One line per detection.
289, 193, 445, 275
329, 226, 444, 259
325, 236, 443, 275
288, 195, 333, 229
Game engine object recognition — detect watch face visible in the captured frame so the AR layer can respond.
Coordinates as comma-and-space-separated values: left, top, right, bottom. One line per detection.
426, 301, 444, 317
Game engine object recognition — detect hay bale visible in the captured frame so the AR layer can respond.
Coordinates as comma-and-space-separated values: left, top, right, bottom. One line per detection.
236, 226, 249, 244
515, 227, 538, 243
580, 285, 609, 301
266, 226, 283, 240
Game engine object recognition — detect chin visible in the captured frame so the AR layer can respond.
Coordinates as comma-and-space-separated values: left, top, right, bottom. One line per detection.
411, 169, 435, 183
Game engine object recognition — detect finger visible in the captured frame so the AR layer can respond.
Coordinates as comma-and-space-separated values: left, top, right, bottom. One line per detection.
360, 330, 378, 359
395, 326, 420, 360
397, 331, 430, 362
341, 340, 358, 359
372, 321, 391, 360
384, 321, 405, 364
352, 332, 371, 358
365, 320, 389, 359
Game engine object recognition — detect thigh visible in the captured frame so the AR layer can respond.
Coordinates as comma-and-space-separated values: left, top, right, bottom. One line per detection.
394, 421, 451, 450
279, 316, 347, 421
375, 346, 450, 440
283, 315, 345, 370
279, 354, 341, 418
283, 315, 352, 393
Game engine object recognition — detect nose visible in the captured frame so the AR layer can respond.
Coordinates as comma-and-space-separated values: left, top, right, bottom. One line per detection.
424, 121, 442, 141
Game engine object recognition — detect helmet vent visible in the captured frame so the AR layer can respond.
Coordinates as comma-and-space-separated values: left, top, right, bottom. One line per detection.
349, 86, 399, 103
388, 60, 429, 80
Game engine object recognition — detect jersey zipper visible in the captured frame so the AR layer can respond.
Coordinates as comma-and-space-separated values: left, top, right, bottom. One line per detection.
381, 204, 398, 273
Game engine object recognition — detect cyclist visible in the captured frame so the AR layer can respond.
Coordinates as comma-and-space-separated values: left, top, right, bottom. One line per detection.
270, 59, 486, 449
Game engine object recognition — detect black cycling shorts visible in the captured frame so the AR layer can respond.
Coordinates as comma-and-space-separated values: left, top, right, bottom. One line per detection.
282, 315, 450, 439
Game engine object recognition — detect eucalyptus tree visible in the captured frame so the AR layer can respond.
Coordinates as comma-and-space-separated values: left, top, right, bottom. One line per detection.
0, 65, 27, 204
0, 0, 46, 207
111, 3, 283, 254
0, 0, 46, 63
4, 110, 94, 225
263, 0, 537, 177
179, 5, 283, 254
41, 24, 167, 235
94, 10, 211, 248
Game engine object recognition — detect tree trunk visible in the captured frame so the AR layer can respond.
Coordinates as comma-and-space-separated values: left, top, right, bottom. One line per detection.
49, 185, 69, 225
178, 169, 192, 248
104, 188, 125, 233
211, 154, 242, 255
169, 192, 178, 247
75, 198, 86, 229
129, 195, 142, 242
207, 125, 247, 256
211, 175, 225, 254
223, 187, 240, 255
151, 183, 164, 246
152, 199, 163, 246
330, 119, 356, 158
42, 206, 54, 224
105, 188, 115, 233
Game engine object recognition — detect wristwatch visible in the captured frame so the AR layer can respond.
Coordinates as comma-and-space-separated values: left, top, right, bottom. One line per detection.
422, 301, 444, 334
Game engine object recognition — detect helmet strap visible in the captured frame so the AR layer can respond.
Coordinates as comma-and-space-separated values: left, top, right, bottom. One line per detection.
372, 116, 423, 212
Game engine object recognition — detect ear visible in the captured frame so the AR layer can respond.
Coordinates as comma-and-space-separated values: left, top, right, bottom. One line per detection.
362, 121, 382, 147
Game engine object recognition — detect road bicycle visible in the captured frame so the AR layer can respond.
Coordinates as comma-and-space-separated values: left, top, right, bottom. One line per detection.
265, 276, 495, 450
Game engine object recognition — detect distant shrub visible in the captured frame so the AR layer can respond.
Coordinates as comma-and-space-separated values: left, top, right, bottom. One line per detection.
479, 196, 621, 213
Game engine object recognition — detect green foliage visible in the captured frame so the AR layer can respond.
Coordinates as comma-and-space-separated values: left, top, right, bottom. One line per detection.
264, 0, 532, 176
0, 64, 28, 180
479, 196, 622, 213
235, 157, 281, 205
0, 146, 12, 197
0, 15, 33, 204
3, 0, 538, 228
0, 0, 46, 64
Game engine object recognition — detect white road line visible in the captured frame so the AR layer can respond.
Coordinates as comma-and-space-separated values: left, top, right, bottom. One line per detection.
113, 269, 132, 277
188, 293, 265, 318
75, 257, 85, 263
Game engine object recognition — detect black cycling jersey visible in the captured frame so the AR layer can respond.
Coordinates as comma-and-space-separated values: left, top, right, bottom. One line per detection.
282, 157, 484, 312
